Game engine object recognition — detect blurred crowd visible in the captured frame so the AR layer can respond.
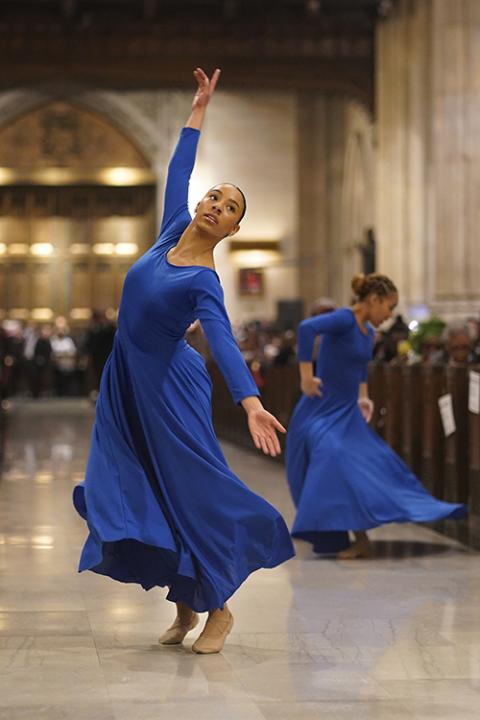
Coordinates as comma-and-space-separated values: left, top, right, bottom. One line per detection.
0, 311, 116, 400
1, 299, 479, 399
189, 297, 480, 391
372, 315, 480, 368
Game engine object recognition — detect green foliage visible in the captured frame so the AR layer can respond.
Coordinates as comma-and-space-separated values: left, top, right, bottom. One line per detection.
409, 317, 446, 354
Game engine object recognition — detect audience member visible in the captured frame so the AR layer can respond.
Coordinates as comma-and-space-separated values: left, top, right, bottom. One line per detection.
51, 325, 77, 396
32, 325, 52, 398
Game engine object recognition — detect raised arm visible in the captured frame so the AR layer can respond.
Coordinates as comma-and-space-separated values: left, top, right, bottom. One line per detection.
159, 68, 221, 237
190, 271, 286, 456
159, 128, 200, 236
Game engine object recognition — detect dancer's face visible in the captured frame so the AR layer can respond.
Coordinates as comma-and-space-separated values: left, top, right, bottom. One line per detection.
366, 292, 398, 328
194, 184, 245, 241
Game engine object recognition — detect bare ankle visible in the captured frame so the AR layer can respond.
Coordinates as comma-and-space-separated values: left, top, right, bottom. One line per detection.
176, 602, 195, 621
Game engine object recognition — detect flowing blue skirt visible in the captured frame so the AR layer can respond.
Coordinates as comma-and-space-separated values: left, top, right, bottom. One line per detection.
74, 336, 294, 612
286, 397, 466, 554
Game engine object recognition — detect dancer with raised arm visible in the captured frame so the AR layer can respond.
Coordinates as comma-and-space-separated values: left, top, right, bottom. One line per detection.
73, 68, 294, 654
286, 273, 466, 560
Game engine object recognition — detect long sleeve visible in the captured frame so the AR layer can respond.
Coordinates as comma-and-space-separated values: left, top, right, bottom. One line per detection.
158, 127, 201, 237
297, 309, 355, 362
190, 270, 260, 404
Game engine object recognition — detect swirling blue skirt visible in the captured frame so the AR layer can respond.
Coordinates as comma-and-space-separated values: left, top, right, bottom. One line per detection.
74, 338, 294, 611
286, 397, 466, 554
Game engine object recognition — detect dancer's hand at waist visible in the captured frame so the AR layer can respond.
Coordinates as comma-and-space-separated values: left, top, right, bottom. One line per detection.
358, 397, 374, 423
301, 376, 322, 398
241, 396, 286, 457
299, 362, 323, 398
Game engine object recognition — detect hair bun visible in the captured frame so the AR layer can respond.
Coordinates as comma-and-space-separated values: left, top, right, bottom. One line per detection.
351, 273, 366, 296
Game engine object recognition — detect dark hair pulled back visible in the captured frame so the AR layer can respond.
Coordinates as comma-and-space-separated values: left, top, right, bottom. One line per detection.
351, 272, 397, 301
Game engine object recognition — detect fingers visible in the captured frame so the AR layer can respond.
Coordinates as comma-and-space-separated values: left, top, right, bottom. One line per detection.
252, 428, 279, 457
263, 428, 282, 457
209, 67, 221, 94
194, 67, 208, 85
313, 379, 322, 398
193, 67, 221, 94
270, 431, 281, 455
272, 417, 287, 434
260, 435, 269, 455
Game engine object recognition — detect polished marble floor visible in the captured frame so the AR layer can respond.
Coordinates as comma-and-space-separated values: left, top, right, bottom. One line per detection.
1, 399, 480, 719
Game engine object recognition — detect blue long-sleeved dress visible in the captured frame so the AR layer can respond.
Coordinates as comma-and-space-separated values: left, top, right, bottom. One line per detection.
73, 128, 294, 611
286, 308, 466, 554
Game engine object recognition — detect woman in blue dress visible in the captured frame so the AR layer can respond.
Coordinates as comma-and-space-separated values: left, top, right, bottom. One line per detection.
286, 272, 466, 560
73, 68, 294, 654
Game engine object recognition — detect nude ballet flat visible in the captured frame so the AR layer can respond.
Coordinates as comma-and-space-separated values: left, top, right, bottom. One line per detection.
191, 608, 234, 654
158, 612, 199, 645
337, 542, 371, 560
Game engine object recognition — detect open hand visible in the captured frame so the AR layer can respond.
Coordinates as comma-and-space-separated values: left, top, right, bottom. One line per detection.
247, 408, 286, 457
192, 67, 221, 111
301, 376, 322, 398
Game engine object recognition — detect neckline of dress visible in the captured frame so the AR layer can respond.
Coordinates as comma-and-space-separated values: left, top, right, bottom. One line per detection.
347, 307, 370, 337
165, 249, 218, 275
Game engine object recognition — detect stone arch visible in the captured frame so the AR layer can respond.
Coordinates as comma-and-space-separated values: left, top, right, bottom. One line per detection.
0, 87, 161, 166
0, 99, 153, 175
0, 93, 159, 324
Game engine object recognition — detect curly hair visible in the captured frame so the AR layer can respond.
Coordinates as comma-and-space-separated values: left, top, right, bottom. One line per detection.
351, 273, 397, 300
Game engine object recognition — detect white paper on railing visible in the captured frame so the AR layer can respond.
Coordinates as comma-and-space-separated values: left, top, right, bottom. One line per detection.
468, 371, 480, 414
438, 393, 456, 437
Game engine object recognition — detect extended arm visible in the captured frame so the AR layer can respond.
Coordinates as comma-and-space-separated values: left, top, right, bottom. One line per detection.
191, 271, 286, 456
192, 275, 259, 405
159, 68, 221, 237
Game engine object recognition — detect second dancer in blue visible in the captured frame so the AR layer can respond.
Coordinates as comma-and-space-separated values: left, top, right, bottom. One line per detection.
286, 273, 466, 559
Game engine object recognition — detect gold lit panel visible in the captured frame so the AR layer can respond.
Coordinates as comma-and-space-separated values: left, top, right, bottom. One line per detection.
8, 263, 28, 308
93, 243, 115, 255
71, 262, 91, 309
31, 243, 54, 257
70, 308, 92, 321
115, 243, 138, 256
31, 308, 54, 321
0, 167, 155, 186
0, 101, 155, 322
32, 264, 52, 308
94, 262, 115, 310
0, 217, 28, 243
9, 308, 29, 320
70, 244, 90, 255
8, 244, 29, 255
30, 217, 55, 244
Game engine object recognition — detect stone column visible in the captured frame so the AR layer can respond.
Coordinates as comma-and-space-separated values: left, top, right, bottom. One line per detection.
297, 94, 374, 311
376, 0, 480, 319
